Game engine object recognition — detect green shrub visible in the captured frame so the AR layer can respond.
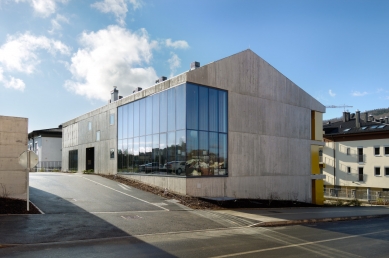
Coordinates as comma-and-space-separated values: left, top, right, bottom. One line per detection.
346, 198, 361, 207
376, 198, 389, 205
83, 169, 94, 174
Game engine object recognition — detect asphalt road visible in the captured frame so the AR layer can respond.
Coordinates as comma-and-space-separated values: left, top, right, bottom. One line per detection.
1, 172, 389, 257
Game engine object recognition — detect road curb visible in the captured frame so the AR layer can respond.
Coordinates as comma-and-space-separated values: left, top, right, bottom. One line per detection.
251, 214, 389, 227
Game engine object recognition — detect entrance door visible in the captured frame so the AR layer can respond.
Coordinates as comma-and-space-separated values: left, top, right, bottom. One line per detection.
86, 147, 95, 171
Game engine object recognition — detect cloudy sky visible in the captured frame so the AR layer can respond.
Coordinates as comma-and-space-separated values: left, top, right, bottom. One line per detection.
1, 0, 388, 131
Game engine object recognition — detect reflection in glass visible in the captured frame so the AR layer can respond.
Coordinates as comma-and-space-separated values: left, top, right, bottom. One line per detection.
219, 91, 228, 133
186, 83, 199, 130
199, 131, 209, 175
122, 104, 128, 139
168, 88, 175, 132
152, 94, 159, 134
159, 133, 167, 171
199, 86, 209, 131
134, 101, 140, 137
117, 140, 123, 171
152, 134, 159, 172
145, 135, 152, 171
160, 90, 168, 133
133, 137, 139, 172
176, 85, 186, 130
128, 138, 133, 172
209, 132, 218, 175
219, 133, 228, 175
209, 88, 218, 132
118, 106, 123, 140
146, 97, 153, 136
186, 130, 199, 176
139, 99, 146, 136
123, 139, 128, 171
128, 103, 134, 138
117, 83, 227, 177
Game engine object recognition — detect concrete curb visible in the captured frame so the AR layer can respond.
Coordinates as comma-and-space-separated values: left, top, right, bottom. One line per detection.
251, 214, 389, 227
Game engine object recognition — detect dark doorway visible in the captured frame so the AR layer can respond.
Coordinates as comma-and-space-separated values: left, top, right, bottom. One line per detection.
86, 147, 95, 171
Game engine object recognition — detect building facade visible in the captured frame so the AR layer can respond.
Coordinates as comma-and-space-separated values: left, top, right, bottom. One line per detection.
62, 50, 325, 204
0, 115, 28, 199
28, 127, 62, 171
323, 111, 389, 199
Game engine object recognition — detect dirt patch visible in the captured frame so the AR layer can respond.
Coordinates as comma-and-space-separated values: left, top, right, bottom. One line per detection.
100, 174, 317, 209
0, 198, 41, 214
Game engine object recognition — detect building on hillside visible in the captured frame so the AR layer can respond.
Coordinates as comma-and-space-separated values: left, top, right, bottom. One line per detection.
61, 49, 325, 204
323, 111, 389, 200
0, 115, 28, 199
28, 127, 62, 171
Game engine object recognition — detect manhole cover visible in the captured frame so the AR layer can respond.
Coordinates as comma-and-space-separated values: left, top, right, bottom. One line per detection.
121, 215, 143, 220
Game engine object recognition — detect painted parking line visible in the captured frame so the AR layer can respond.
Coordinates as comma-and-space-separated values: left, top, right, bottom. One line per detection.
210, 229, 389, 258
80, 176, 169, 211
118, 183, 131, 191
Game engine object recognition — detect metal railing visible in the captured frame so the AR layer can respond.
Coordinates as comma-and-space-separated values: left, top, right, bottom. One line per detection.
324, 189, 389, 201
33, 161, 62, 172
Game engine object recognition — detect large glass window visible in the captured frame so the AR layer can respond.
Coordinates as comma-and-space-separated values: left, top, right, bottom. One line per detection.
117, 83, 227, 177
69, 150, 78, 171
146, 97, 153, 136
187, 83, 199, 130
168, 88, 175, 132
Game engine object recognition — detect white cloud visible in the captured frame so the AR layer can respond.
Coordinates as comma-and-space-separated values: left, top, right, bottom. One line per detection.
64, 25, 158, 101
329, 89, 336, 97
165, 39, 189, 49
352, 91, 368, 97
48, 14, 69, 34
168, 52, 180, 78
14, 0, 68, 17
0, 68, 25, 91
0, 32, 70, 74
0, 32, 69, 91
91, 0, 141, 26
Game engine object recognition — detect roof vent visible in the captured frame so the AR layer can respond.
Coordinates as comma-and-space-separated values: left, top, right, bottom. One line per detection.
190, 61, 200, 70
110, 86, 118, 103
369, 115, 373, 122
355, 110, 360, 128
385, 117, 389, 124
133, 87, 142, 93
380, 117, 384, 123
155, 76, 167, 84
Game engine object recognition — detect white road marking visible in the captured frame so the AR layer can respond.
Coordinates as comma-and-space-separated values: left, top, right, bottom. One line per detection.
80, 176, 169, 211
118, 184, 131, 191
210, 229, 389, 258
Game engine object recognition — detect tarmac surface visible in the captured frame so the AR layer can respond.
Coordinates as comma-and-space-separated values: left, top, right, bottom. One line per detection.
1, 172, 389, 257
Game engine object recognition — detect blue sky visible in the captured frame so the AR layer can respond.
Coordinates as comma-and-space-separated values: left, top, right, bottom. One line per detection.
0, 0, 388, 131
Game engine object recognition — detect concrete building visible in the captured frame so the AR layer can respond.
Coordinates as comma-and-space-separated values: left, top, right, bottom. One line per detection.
62, 49, 325, 204
28, 127, 62, 171
0, 115, 28, 199
323, 111, 389, 200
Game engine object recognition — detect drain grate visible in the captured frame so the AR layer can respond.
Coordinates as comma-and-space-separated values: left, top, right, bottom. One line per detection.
121, 215, 143, 220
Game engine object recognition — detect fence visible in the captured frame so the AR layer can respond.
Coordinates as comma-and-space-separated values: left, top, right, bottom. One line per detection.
324, 189, 389, 202
33, 161, 62, 172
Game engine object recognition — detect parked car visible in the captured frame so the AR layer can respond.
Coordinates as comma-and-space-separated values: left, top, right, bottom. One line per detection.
165, 161, 186, 175
139, 162, 160, 173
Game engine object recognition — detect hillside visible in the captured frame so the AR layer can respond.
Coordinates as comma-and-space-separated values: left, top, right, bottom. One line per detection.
324, 108, 389, 123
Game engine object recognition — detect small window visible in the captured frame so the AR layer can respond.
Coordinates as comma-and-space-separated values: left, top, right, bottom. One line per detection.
374, 147, 380, 156
110, 149, 115, 159
88, 121, 92, 131
347, 166, 351, 173
346, 148, 350, 155
361, 126, 367, 130
343, 128, 351, 132
378, 125, 386, 129
110, 114, 115, 125
385, 147, 389, 155
96, 131, 101, 141
375, 167, 381, 176
385, 167, 389, 176
370, 125, 378, 129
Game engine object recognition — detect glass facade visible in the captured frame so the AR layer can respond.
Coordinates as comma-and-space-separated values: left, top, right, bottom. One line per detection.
117, 83, 228, 176
69, 150, 78, 171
